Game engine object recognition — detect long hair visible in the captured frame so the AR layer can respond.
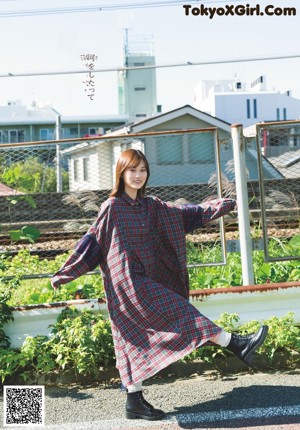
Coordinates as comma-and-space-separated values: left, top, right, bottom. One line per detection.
110, 149, 150, 198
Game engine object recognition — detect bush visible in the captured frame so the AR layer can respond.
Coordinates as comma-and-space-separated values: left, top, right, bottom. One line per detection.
0, 305, 299, 384
181, 312, 300, 367
0, 306, 115, 384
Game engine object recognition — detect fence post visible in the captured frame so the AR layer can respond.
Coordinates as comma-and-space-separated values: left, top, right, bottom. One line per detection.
54, 112, 62, 193
231, 124, 254, 285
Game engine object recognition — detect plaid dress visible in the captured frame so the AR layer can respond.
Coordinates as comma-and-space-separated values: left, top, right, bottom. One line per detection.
52, 193, 236, 386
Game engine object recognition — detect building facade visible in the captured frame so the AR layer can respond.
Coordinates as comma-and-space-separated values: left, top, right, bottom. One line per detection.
193, 76, 300, 127
62, 105, 282, 192
118, 33, 159, 122
0, 100, 128, 144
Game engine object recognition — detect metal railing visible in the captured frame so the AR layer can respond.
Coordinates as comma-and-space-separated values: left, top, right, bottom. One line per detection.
256, 120, 300, 262
0, 128, 232, 277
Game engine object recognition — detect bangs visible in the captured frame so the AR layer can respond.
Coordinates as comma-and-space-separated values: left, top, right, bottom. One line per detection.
121, 149, 147, 172
127, 154, 145, 169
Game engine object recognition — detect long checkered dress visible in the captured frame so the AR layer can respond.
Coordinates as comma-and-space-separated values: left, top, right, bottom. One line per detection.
52, 193, 236, 386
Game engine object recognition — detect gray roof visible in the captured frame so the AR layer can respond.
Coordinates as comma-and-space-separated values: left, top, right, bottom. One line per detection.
268, 147, 300, 178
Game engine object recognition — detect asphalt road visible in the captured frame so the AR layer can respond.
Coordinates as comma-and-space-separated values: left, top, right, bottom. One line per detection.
1, 369, 300, 430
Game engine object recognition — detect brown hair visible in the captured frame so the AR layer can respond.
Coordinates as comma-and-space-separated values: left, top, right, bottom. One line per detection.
110, 149, 150, 198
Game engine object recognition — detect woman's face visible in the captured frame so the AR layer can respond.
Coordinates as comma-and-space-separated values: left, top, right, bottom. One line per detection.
123, 161, 148, 198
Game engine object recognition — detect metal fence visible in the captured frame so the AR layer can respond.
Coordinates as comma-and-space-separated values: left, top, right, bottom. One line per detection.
256, 120, 300, 261
0, 128, 234, 277
1, 122, 300, 279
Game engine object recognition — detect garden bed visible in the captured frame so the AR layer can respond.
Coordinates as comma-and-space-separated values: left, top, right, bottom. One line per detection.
4, 282, 300, 350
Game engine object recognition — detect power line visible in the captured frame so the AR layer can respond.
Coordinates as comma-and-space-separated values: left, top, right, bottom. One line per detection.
0, 0, 240, 18
1, 53, 299, 78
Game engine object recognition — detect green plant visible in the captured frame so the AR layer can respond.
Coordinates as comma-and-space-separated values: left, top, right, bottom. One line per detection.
0, 349, 26, 383
0, 305, 115, 383
182, 312, 300, 367
49, 307, 114, 374
239, 312, 300, 365
17, 307, 115, 381
20, 335, 57, 376
0, 277, 21, 349
5, 195, 41, 243
1, 156, 69, 193
0, 307, 299, 384
0, 235, 299, 307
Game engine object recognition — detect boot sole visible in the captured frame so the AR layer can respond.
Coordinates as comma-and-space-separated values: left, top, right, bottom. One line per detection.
126, 411, 165, 421
243, 325, 269, 367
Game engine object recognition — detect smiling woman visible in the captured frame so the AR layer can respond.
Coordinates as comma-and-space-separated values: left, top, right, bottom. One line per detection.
51, 148, 268, 421
110, 149, 150, 200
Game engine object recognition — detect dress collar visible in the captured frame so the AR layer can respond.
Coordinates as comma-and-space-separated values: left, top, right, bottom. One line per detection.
121, 192, 144, 206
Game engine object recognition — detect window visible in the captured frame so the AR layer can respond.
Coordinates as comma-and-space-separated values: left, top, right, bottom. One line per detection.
9, 130, 18, 143
246, 99, 251, 119
134, 87, 146, 91
83, 157, 90, 181
89, 128, 97, 135
253, 99, 257, 119
0, 130, 8, 143
135, 114, 147, 118
73, 159, 80, 181
40, 129, 53, 141
157, 136, 182, 164
283, 108, 287, 120
276, 108, 280, 121
2, 129, 25, 143
70, 127, 78, 137
188, 132, 214, 163
133, 62, 145, 67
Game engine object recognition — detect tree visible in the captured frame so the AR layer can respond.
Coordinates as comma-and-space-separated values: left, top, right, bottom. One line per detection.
1, 156, 69, 193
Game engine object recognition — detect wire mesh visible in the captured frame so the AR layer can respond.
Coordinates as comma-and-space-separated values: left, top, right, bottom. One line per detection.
256, 121, 300, 261
0, 128, 235, 278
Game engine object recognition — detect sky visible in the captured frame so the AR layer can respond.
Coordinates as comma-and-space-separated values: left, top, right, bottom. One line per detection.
0, 0, 299, 116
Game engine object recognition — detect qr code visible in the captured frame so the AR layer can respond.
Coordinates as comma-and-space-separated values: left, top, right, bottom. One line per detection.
3, 386, 44, 427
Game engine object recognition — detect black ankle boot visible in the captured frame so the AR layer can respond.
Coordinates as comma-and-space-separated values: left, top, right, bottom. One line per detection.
227, 325, 269, 367
126, 390, 165, 420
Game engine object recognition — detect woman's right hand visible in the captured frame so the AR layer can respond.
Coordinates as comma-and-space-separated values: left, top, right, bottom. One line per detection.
51, 279, 58, 291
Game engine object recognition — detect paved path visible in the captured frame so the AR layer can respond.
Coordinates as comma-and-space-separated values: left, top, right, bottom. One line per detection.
1, 370, 300, 429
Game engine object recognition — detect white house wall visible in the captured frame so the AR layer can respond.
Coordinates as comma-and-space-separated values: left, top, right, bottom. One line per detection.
97, 142, 113, 190
68, 148, 100, 192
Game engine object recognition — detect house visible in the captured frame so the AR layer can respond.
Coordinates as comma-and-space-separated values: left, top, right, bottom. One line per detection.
193, 75, 300, 127
61, 105, 282, 192
0, 100, 128, 143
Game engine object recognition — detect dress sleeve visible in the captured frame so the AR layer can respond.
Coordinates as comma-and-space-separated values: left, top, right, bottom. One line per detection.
51, 199, 112, 289
180, 198, 236, 233
51, 233, 103, 289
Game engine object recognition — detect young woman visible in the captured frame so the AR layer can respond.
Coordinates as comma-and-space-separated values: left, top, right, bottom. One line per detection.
52, 149, 268, 421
